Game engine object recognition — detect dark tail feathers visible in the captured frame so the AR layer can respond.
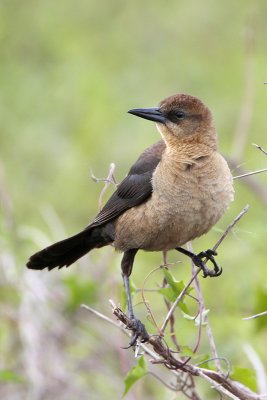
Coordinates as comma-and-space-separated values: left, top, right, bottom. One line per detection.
27, 227, 110, 271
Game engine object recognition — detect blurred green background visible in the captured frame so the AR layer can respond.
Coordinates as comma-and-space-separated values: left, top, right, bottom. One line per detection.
1, 0, 267, 398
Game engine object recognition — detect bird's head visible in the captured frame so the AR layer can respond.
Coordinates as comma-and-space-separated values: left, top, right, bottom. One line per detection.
128, 94, 217, 149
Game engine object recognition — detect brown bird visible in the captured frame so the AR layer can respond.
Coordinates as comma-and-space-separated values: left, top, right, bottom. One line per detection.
27, 93, 234, 344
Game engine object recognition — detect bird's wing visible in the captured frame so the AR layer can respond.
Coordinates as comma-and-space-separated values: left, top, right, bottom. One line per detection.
88, 140, 165, 228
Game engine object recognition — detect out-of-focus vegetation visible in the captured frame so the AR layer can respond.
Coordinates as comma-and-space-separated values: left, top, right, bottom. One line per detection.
0, 0, 267, 398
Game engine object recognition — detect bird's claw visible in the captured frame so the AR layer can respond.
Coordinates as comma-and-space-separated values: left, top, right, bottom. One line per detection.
123, 317, 149, 348
192, 249, 222, 278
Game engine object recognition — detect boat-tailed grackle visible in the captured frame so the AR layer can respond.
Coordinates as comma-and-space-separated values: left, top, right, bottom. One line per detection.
27, 93, 234, 345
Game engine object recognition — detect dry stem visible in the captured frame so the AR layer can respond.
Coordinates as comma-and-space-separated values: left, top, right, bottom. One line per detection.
82, 304, 262, 400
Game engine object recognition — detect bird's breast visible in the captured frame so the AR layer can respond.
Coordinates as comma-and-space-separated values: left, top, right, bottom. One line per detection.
114, 152, 233, 252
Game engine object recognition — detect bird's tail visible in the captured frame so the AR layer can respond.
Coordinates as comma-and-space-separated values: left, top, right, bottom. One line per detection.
26, 227, 110, 271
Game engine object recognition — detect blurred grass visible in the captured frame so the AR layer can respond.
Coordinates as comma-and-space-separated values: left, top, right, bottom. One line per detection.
0, 0, 267, 399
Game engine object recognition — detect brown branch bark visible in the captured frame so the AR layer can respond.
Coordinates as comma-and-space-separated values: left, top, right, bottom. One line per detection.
111, 306, 262, 400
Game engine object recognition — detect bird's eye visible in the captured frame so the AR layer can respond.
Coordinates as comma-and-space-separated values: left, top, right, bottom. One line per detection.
175, 111, 185, 120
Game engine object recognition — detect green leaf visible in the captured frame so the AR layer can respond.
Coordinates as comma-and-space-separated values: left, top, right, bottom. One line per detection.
194, 354, 213, 369
179, 348, 211, 365
0, 370, 24, 383
179, 345, 195, 357
230, 366, 257, 392
182, 312, 195, 321
163, 269, 187, 295
158, 287, 176, 302
158, 270, 190, 313
177, 300, 189, 314
123, 356, 147, 397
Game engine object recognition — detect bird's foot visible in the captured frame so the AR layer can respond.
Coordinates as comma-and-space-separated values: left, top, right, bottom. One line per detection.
125, 317, 149, 348
192, 249, 222, 278
112, 305, 149, 348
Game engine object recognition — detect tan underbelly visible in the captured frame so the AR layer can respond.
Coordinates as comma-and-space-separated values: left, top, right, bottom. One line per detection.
114, 185, 232, 252
113, 155, 234, 252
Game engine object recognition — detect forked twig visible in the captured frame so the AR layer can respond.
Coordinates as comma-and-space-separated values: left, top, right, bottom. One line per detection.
91, 163, 117, 211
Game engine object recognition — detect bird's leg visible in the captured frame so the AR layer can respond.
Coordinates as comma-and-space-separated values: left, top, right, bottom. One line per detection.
176, 247, 222, 278
121, 250, 149, 347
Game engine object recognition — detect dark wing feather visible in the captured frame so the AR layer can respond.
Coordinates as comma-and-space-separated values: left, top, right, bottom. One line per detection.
88, 140, 165, 229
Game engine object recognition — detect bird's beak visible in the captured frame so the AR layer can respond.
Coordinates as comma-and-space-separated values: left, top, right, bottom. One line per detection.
128, 107, 166, 124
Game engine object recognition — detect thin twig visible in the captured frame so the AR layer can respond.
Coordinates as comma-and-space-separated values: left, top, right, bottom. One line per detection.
90, 163, 117, 211
188, 241, 222, 372
161, 252, 181, 350
160, 269, 201, 334
196, 357, 231, 375
206, 322, 222, 371
233, 168, 267, 180
252, 143, 267, 156
98, 163, 117, 211
243, 310, 267, 320
188, 255, 203, 356
140, 266, 162, 332
227, 157, 267, 206
146, 371, 179, 391
244, 344, 267, 394
162, 274, 181, 351
212, 205, 249, 252
160, 206, 249, 335
81, 303, 122, 328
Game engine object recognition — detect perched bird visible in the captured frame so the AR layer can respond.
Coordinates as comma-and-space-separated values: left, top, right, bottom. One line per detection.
27, 93, 234, 344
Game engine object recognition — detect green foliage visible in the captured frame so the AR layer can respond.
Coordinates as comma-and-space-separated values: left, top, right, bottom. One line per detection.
158, 269, 191, 313
179, 345, 195, 358
230, 366, 257, 392
177, 348, 214, 370
194, 354, 214, 370
123, 356, 147, 397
